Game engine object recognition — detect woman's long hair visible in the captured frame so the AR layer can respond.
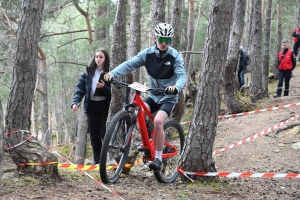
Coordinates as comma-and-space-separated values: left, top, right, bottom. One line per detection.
88, 48, 110, 76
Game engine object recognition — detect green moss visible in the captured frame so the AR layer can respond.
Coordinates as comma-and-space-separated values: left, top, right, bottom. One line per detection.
183, 129, 189, 136
187, 179, 223, 191
53, 145, 74, 156
177, 193, 190, 200
53, 142, 93, 161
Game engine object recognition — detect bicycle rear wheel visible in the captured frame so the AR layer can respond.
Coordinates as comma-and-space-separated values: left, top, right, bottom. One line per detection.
100, 110, 132, 183
154, 120, 185, 183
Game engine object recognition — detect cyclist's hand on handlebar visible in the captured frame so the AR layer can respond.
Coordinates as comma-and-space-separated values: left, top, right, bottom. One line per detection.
165, 86, 178, 95
104, 74, 113, 82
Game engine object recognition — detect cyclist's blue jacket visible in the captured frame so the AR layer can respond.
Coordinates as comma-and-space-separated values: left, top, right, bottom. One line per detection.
109, 45, 186, 104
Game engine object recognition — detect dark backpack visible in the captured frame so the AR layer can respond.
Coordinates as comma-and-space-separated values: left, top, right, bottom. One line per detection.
244, 51, 251, 65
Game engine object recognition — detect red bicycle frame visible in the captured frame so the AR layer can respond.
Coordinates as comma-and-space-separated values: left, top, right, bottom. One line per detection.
130, 92, 178, 161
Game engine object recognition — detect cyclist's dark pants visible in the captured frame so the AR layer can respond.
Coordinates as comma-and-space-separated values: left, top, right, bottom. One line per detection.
144, 97, 175, 117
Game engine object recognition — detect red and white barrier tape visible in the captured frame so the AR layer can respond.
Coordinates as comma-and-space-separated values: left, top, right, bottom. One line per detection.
213, 113, 300, 155
218, 102, 300, 119
5, 130, 31, 135
177, 168, 300, 180
4, 130, 33, 150
180, 102, 300, 125
4, 135, 33, 150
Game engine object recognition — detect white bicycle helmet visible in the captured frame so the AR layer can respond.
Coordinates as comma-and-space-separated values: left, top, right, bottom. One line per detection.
154, 23, 174, 37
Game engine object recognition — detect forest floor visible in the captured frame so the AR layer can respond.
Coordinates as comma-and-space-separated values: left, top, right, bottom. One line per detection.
2, 65, 300, 200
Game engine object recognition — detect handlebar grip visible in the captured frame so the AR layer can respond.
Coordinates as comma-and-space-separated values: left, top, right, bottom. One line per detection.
107, 76, 114, 83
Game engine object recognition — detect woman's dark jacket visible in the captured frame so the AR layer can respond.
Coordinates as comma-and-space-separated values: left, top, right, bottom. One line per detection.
71, 67, 111, 112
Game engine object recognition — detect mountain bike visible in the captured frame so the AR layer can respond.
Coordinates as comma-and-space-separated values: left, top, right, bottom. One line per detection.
99, 79, 185, 184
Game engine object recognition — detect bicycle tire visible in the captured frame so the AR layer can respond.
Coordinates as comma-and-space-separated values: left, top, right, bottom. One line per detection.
154, 120, 185, 183
99, 110, 132, 183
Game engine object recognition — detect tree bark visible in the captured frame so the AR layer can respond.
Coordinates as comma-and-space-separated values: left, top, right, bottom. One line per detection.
184, 0, 195, 102
245, 0, 253, 53
129, 0, 141, 82
170, 0, 184, 122
224, 0, 246, 114
261, 0, 272, 98
38, 47, 50, 146
5, 0, 58, 174
95, 5, 108, 41
178, 0, 234, 179
151, 0, 165, 33
295, 0, 300, 28
109, 0, 127, 120
171, 0, 182, 50
74, 100, 88, 164
272, 2, 282, 79
250, 0, 264, 103
0, 98, 3, 186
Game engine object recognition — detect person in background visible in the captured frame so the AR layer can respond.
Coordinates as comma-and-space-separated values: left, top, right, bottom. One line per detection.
104, 23, 186, 171
71, 48, 111, 165
236, 46, 247, 89
292, 24, 300, 61
274, 41, 296, 98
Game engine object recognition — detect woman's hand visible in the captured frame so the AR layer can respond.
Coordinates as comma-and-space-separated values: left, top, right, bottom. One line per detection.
97, 80, 105, 88
72, 104, 79, 111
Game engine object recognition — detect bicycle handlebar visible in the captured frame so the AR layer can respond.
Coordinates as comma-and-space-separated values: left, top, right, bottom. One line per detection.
110, 79, 166, 94
109, 78, 129, 88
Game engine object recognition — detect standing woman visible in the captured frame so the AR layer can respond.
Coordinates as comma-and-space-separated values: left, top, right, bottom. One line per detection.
71, 48, 111, 165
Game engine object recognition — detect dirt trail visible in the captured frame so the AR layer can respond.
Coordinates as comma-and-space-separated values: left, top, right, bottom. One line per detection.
1, 66, 300, 199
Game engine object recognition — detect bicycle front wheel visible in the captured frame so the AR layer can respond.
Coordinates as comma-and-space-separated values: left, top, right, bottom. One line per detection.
154, 120, 185, 183
100, 110, 132, 183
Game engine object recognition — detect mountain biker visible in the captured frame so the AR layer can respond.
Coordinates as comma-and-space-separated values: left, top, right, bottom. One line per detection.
104, 23, 186, 171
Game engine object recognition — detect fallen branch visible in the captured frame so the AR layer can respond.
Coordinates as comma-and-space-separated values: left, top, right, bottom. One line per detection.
270, 121, 300, 137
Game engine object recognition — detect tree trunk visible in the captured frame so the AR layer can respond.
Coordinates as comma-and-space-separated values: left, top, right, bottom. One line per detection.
32, 78, 39, 138
178, 0, 234, 179
171, 0, 182, 50
38, 47, 50, 146
109, 0, 127, 120
261, 0, 272, 97
5, 0, 58, 174
74, 100, 88, 164
151, 0, 165, 33
295, 0, 300, 28
224, 0, 246, 114
59, 66, 70, 143
0, 98, 3, 186
183, 0, 195, 101
95, 5, 108, 41
272, 2, 282, 79
129, 0, 141, 82
170, 0, 184, 122
261, 0, 265, 20
250, 0, 264, 103
245, 0, 253, 53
